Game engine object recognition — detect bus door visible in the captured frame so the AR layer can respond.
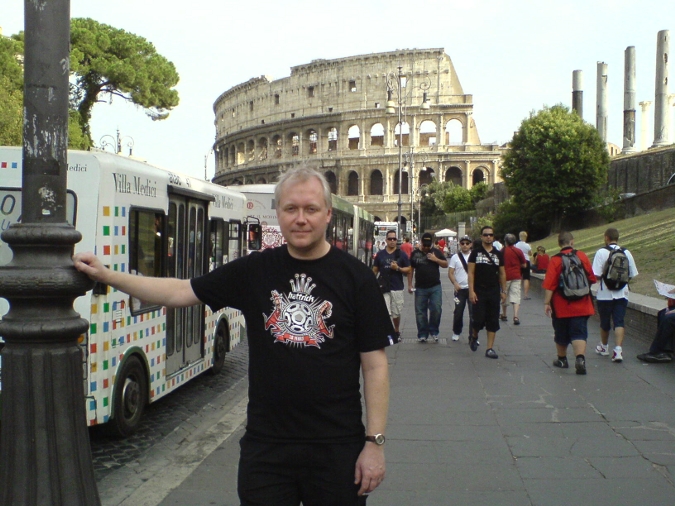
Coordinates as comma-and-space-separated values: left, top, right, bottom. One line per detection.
166, 193, 209, 375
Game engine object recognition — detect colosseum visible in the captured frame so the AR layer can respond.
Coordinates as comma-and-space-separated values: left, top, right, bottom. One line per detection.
212, 48, 505, 225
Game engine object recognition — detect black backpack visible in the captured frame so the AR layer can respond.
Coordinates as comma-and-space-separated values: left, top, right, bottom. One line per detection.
556, 249, 590, 300
602, 246, 630, 291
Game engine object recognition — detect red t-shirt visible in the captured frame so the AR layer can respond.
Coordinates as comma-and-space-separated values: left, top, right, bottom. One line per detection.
400, 242, 413, 258
534, 253, 550, 271
503, 245, 526, 281
542, 247, 597, 318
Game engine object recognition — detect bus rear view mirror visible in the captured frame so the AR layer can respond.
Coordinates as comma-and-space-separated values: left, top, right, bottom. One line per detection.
248, 223, 262, 251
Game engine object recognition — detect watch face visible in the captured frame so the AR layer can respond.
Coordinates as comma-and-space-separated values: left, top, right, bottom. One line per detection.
374, 434, 385, 445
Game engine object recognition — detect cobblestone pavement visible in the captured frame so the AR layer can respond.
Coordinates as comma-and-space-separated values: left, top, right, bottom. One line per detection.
90, 341, 249, 482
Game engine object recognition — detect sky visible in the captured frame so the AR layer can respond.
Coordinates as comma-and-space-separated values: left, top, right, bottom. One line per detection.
1, 0, 671, 181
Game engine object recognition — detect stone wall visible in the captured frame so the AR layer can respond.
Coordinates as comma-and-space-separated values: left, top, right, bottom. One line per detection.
608, 145, 675, 194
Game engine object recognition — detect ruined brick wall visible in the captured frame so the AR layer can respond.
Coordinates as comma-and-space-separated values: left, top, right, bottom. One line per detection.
608, 145, 675, 194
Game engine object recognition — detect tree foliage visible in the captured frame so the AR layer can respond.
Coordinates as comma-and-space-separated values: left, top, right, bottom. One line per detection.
500, 104, 609, 233
69, 18, 180, 140
0, 19, 179, 148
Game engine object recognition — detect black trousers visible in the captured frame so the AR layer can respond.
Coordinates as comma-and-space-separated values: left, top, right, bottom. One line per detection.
452, 288, 473, 335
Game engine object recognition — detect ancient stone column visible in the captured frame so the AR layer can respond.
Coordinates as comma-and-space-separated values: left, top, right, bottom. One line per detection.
596, 62, 608, 143
652, 30, 670, 147
623, 47, 637, 153
572, 70, 583, 118
639, 101, 653, 151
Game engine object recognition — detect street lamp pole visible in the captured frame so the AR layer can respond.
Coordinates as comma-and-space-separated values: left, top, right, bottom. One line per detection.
0, 1, 100, 504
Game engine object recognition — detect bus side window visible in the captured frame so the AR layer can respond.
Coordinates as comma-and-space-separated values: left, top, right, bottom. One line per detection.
129, 209, 164, 313
210, 219, 226, 270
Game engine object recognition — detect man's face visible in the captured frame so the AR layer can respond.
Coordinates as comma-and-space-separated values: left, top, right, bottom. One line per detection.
460, 240, 472, 253
421, 240, 432, 252
481, 229, 494, 246
386, 234, 397, 250
277, 177, 331, 258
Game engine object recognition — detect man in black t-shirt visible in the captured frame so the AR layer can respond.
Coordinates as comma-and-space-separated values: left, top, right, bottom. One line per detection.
468, 226, 506, 359
408, 232, 448, 342
74, 166, 397, 505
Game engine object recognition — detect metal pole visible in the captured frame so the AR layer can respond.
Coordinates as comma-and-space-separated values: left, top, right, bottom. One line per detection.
0, 1, 100, 504
397, 66, 403, 232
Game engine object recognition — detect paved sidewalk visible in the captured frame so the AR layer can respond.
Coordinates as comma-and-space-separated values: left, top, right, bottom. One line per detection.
153, 275, 675, 506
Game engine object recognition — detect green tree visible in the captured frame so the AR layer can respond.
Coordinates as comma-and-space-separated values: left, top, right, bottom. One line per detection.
500, 104, 609, 233
69, 17, 180, 141
0, 76, 23, 145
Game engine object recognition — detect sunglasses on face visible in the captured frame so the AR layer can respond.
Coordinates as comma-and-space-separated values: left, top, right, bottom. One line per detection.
386, 237, 397, 241
482, 233, 494, 237
460, 241, 471, 245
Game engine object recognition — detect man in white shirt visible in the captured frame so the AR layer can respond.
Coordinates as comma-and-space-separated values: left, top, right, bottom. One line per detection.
592, 228, 638, 363
448, 236, 473, 342
515, 231, 533, 300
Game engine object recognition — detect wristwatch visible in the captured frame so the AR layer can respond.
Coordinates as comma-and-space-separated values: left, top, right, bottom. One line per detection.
365, 434, 386, 445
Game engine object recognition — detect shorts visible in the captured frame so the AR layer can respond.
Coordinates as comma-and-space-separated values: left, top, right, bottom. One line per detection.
238, 435, 364, 506
521, 262, 531, 280
472, 288, 501, 333
505, 279, 521, 305
552, 316, 589, 346
597, 298, 628, 331
384, 290, 404, 318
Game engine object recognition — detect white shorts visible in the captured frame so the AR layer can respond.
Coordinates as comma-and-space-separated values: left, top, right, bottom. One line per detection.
505, 279, 521, 305
384, 290, 405, 318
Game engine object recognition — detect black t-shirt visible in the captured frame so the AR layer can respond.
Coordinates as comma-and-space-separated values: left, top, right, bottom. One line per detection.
410, 247, 446, 289
468, 246, 503, 291
190, 245, 397, 443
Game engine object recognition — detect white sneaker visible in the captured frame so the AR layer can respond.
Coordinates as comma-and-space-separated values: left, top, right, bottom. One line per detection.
595, 344, 609, 356
452, 334, 460, 341
431, 335, 439, 342
612, 347, 623, 362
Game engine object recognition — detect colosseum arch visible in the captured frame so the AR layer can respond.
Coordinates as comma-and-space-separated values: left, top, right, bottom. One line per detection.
236, 142, 245, 165
419, 165, 436, 185
272, 135, 282, 158
445, 119, 463, 145
257, 137, 268, 161
256, 177, 267, 184
394, 122, 410, 147
347, 171, 359, 196
288, 132, 299, 156
445, 166, 462, 186
370, 123, 384, 147
348, 125, 360, 150
393, 170, 409, 194
472, 167, 487, 185
307, 129, 318, 155
325, 171, 338, 194
327, 127, 339, 151
246, 140, 255, 162
370, 170, 383, 195
419, 120, 437, 147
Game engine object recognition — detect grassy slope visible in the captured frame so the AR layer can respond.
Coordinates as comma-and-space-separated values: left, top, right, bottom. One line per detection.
530, 208, 675, 298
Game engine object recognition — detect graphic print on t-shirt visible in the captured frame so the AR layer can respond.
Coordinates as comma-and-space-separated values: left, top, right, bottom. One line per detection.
263, 273, 335, 348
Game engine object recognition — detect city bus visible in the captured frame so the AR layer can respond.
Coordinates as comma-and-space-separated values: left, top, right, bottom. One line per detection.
230, 183, 375, 266
0, 147, 253, 437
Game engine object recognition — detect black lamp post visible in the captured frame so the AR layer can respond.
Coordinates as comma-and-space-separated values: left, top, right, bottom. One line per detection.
0, 1, 100, 504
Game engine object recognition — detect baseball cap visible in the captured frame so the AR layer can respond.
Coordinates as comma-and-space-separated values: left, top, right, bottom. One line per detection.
421, 233, 433, 246
459, 235, 472, 243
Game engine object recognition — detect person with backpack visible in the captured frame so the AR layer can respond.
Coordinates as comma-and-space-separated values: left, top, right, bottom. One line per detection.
448, 235, 473, 342
373, 229, 411, 340
591, 228, 639, 363
542, 231, 597, 375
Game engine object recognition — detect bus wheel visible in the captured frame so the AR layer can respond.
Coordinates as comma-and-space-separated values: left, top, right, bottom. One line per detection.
208, 321, 229, 375
106, 355, 148, 438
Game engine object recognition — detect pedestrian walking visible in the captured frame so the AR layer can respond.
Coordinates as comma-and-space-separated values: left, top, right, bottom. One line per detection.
515, 231, 532, 300
408, 232, 448, 343
591, 227, 638, 363
500, 233, 527, 325
637, 291, 675, 363
542, 231, 597, 374
467, 226, 506, 359
448, 235, 473, 342
374, 230, 411, 339
74, 165, 397, 505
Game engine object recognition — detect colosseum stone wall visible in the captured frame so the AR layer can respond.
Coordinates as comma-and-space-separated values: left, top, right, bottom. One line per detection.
212, 48, 504, 224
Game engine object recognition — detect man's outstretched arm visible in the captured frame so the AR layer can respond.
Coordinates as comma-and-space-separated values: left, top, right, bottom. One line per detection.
73, 251, 201, 308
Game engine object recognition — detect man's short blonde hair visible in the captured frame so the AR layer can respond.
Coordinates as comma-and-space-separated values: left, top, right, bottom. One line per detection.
275, 164, 332, 209
519, 231, 528, 241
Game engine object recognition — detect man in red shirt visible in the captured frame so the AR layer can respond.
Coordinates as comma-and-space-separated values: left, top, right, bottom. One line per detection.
500, 233, 527, 324
542, 231, 597, 374
400, 236, 414, 259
